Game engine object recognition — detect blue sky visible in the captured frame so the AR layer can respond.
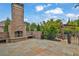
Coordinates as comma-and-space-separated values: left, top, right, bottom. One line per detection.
0, 3, 79, 24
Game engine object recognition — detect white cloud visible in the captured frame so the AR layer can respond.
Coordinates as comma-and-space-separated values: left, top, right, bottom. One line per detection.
24, 18, 28, 21
66, 13, 79, 20
45, 13, 56, 18
42, 13, 59, 22
53, 16, 57, 18
35, 4, 51, 12
66, 13, 75, 18
47, 4, 51, 7
35, 5, 44, 11
72, 6, 79, 10
45, 7, 64, 14
44, 4, 51, 7
75, 6, 79, 10
72, 4, 79, 10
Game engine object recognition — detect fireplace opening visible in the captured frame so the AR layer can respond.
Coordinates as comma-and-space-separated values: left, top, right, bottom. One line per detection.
15, 31, 23, 37
0, 40, 6, 43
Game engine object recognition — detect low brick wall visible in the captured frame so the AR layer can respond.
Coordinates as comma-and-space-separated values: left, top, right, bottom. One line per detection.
26, 31, 42, 39
0, 31, 42, 43
9, 37, 27, 43
32, 31, 42, 39
0, 32, 9, 43
0, 32, 9, 38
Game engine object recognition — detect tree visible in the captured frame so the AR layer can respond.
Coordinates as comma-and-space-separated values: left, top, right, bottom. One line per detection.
37, 24, 40, 31
25, 22, 30, 31
30, 23, 37, 31
47, 26, 58, 40
76, 19, 79, 26
4, 18, 10, 32
41, 19, 61, 40
64, 19, 77, 34
67, 18, 71, 24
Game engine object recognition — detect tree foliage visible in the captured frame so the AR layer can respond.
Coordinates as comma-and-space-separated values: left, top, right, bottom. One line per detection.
4, 18, 10, 32
40, 19, 61, 40
25, 22, 30, 31
30, 23, 37, 31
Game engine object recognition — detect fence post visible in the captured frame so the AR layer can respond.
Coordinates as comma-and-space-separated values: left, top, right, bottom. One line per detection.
67, 33, 71, 44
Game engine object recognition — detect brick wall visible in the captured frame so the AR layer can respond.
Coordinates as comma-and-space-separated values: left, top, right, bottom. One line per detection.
0, 32, 9, 40
0, 26, 4, 32
26, 31, 42, 39
0, 22, 4, 32
0, 32, 9, 42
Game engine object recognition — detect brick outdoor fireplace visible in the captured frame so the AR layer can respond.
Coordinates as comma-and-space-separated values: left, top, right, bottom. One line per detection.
0, 3, 42, 43
8, 3, 26, 40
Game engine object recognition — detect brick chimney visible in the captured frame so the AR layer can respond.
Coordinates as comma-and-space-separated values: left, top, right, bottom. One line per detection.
8, 3, 26, 39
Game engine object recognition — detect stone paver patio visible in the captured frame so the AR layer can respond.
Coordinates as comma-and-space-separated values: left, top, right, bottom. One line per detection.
0, 39, 79, 56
